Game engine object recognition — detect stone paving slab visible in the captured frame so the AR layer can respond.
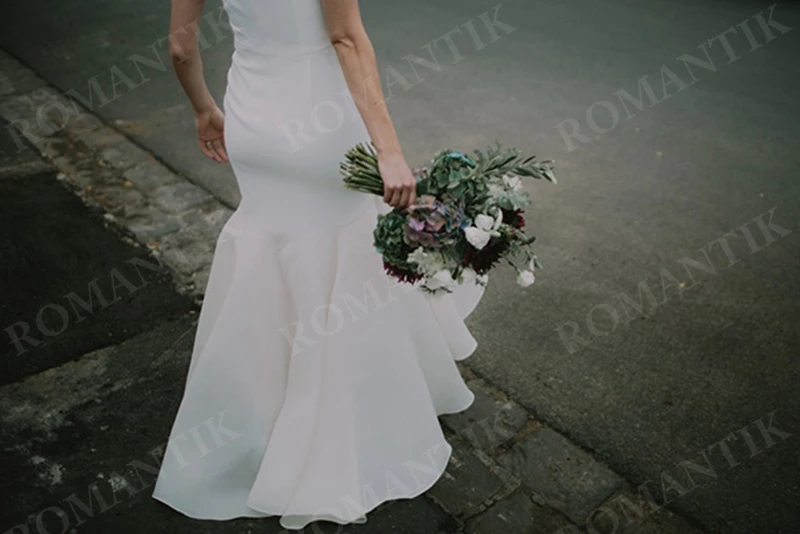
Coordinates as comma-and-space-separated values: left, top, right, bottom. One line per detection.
0, 116, 43, 170
426, 437, 511, 522
122, 158, 183, 192
440, 378, 531, 452
583, 485, 705, 534
465, 489, 576, 534
0, 316, 197, 531
496, 427, 623, 526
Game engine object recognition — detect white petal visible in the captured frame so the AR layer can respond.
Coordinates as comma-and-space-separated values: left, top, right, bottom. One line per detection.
427, 269, 455, 290
461, 267, 477, 284
407, 247, 428, 265
516, 270, 535, 287
434, 270, 454, 283
493, 209, 503, 230
474, 214, 494, 231
465, 227, 491, 250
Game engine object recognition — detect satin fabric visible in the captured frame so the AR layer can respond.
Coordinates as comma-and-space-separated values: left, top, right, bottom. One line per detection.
152, 0, 485, 529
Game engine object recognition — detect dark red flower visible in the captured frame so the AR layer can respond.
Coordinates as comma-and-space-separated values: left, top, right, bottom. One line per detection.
501, 208, 525, 229
464, 237, 509, 274
383, 261, 423, 284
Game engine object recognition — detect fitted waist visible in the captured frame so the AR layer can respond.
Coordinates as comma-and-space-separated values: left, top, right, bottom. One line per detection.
233, 41, 334, 61
224, 43, 348, 116
227, 43, 338, 83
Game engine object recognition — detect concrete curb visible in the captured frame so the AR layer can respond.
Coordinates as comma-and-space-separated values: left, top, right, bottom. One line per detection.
0, 49, 229, 300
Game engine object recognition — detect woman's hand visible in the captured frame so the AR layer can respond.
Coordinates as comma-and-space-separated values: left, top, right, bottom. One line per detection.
378, 150, 416, 210
195, 105, 229, 163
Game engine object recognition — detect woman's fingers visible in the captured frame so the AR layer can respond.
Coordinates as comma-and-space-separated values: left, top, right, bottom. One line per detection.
397, 186, 411, 210
388, 185, 403, 208
219, 135, 229, 160
212, 138, 229, 162
200, 139, 225, 163
195, 105, 228, 163
386, 184, 399, 207
386, 181, 416, 210
199, 140, 218, 162
394, 186, 406, 209
402, 179, 417, 210
407, 186, 416, 210
208, 141, 223, 162
377, 152, 418, 209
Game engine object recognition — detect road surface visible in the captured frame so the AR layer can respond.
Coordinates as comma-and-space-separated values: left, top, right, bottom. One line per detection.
2, 0, 799, 532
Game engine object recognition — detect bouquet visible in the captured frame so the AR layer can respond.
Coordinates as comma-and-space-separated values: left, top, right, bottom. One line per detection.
341, 141, 556, 294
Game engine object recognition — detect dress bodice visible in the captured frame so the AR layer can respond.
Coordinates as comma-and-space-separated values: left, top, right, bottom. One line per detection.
219, 0, 373, 223
221, 0, 332, 59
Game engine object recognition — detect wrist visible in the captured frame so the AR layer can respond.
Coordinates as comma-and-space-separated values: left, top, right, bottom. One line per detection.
193, 95, 216, 115
376, 145, 402, 158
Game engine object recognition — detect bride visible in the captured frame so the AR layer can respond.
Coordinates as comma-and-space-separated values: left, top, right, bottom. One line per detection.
152, 0, 486, 530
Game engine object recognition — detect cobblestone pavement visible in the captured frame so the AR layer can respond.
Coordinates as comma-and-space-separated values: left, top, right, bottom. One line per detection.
0, 49, 708, 534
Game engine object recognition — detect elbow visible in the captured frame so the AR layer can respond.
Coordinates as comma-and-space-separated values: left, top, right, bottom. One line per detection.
170, 47, 192, 65
169, 38, 196, 65
330, 34, 358, 52
329, 25, 369, 52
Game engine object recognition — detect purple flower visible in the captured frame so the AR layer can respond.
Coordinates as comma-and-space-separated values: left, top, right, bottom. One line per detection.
403, 195, 465, 248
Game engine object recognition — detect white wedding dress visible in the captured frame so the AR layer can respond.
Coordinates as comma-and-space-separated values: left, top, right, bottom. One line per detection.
151, 0, 485, 530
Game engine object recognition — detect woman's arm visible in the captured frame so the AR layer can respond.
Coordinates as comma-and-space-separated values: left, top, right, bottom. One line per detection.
169, 0, 228, 163
320, 0, 415, 209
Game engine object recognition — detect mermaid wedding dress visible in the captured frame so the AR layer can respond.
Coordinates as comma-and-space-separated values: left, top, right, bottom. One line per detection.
151, 0, 485, 529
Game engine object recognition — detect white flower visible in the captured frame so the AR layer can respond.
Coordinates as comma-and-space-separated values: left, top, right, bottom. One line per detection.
502, 173, 522, 191
426, 269, 455, 290
407, 247, 429, 266
460, 267, 477, 284
466, 211, 503, 250
474, 213, 495, 231
493, 209, 503, 229
465, 227, 490, 250
407, 247, 446, 275
516, 269, 535, 287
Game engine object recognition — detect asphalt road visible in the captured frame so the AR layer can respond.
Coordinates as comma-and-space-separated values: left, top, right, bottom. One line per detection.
2, 0, 800, 532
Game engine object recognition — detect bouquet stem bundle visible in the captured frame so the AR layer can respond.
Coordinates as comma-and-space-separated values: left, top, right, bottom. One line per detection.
340, 142, 386, 196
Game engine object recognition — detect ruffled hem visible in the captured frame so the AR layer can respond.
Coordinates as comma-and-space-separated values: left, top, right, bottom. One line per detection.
154, 391, 475, 530
152, 196, 484, 530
